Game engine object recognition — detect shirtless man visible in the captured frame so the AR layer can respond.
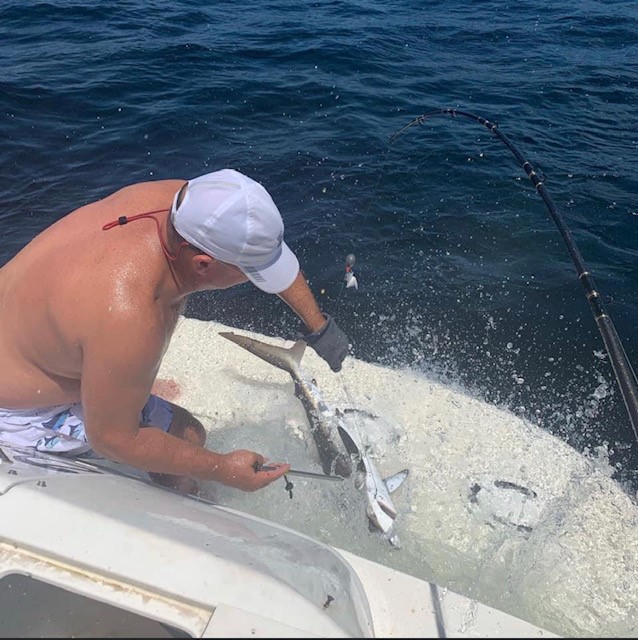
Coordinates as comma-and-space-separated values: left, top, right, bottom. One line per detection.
0, 169, 349, 493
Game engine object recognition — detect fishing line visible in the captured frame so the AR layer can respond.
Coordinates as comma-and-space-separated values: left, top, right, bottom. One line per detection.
332, 144, 394, 308
330, 136, 432, 475
326, 143, 398, 464
388, 107, 638, 451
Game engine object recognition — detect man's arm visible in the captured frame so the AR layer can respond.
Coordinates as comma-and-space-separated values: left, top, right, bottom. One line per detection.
277, 270, 326, 333
79, 310, 287, 491
277, 271, 350, 372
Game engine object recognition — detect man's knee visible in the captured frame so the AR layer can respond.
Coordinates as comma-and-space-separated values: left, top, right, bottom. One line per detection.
166, 403, 206, 447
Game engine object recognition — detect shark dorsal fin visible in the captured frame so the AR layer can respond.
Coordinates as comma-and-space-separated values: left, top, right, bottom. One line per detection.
290, 339, 307, 365
219, 332, 306, 373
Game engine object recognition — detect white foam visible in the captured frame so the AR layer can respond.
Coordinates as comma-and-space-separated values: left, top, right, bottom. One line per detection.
159, 316, 638, 637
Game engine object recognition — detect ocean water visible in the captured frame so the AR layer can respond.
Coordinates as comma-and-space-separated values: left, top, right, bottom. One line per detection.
1, 0, 637, 490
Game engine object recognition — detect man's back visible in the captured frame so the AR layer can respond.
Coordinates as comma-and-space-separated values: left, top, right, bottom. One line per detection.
0, 179, 185, 409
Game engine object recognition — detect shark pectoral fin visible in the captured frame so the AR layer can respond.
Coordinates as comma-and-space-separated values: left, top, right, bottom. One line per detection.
337, 425, 361, 457
383, 469, 409, 494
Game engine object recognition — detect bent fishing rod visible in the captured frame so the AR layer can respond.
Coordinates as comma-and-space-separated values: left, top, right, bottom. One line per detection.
390, 108, 638, 448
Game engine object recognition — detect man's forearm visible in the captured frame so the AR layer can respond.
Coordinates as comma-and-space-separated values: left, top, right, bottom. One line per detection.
94, 426, 228, 483
277, 271, 326, 332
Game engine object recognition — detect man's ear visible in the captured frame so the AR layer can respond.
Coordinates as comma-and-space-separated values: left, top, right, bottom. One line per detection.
192, 253, 214, 274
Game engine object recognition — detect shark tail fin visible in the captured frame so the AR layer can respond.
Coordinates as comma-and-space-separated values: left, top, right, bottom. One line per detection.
219, 331, 306, 374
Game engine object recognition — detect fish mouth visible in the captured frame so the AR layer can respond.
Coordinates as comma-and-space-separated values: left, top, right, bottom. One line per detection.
367, 506, 395, 533
377, 498, 397, 519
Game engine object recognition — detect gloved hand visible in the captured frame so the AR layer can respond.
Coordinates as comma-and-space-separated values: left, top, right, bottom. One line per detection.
302, 314, 349, 372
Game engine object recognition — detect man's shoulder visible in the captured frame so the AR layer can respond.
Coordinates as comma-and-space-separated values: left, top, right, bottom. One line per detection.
81, 178, 186, 215
111, 178, 187, 200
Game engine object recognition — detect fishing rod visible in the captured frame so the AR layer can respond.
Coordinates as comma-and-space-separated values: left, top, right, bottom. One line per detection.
389, 107, 638, 449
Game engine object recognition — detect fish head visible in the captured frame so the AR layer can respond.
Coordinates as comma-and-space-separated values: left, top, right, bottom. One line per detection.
365, 472, 398, 533
366, 497, 397, 534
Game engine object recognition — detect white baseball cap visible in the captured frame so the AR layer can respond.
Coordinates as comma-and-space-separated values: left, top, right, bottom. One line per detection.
171, 169, 300, 294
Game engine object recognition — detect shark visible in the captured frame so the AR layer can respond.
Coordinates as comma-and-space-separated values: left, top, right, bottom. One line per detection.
219, 331, 409, 544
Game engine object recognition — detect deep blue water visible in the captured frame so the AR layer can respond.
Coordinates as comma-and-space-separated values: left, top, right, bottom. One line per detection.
1, 0, 637, 487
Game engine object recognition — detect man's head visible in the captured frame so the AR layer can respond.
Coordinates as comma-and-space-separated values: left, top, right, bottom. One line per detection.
171, 169, 300, 294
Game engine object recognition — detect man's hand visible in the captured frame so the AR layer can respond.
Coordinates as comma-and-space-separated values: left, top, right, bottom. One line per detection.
220, 450, 290, 491
302, 314, 349, 372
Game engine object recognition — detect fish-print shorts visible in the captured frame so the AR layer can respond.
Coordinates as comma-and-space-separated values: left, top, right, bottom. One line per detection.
0, 395, 173, 456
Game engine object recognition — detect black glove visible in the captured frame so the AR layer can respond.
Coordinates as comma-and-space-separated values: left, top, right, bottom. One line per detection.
302, 314, 349, 372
